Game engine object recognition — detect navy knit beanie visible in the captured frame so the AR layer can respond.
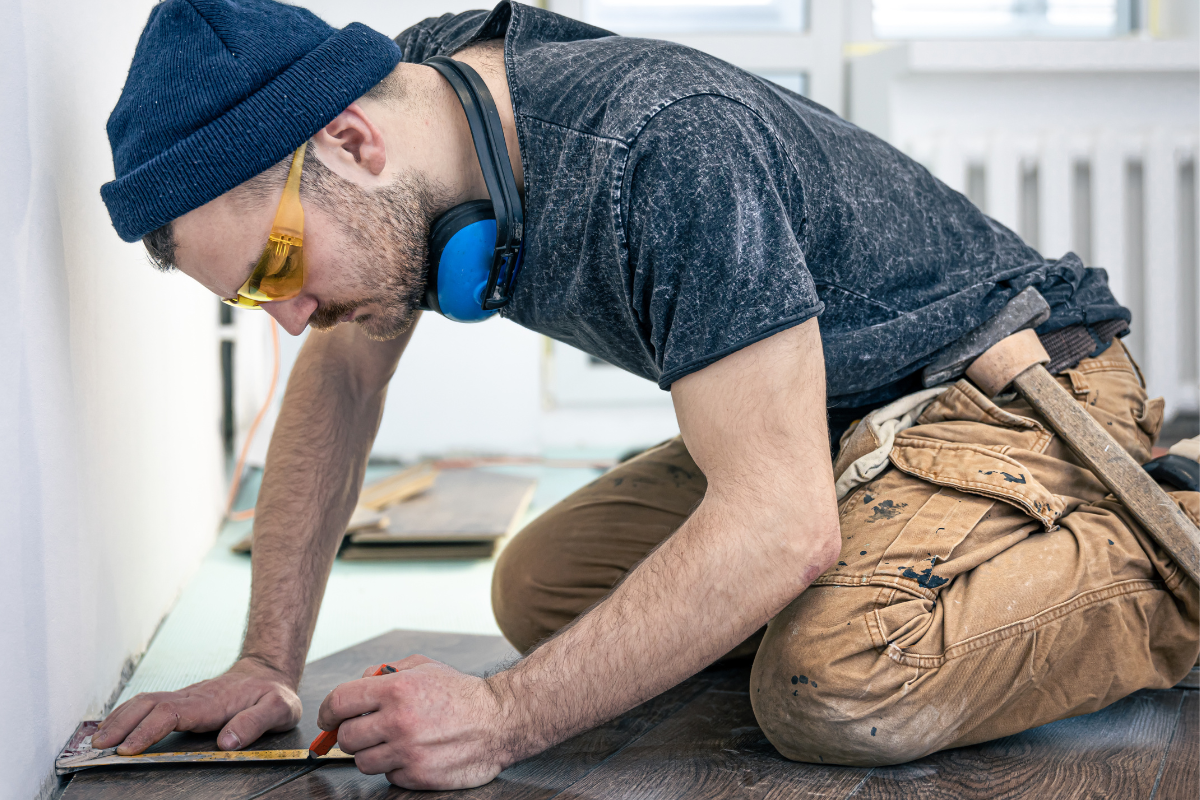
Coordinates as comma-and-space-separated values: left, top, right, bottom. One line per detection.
101, 0, 402, 242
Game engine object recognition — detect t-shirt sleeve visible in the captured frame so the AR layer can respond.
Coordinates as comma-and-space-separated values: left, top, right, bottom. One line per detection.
624, 94, 823, 389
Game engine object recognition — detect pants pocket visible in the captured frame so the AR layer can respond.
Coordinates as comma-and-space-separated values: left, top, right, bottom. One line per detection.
871, 487, 997, 594
890, 435, 1065, 529
861, 486, 996, 658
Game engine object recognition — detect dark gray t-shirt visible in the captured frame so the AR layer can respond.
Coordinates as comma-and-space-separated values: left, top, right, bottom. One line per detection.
396, 2, 1128, 405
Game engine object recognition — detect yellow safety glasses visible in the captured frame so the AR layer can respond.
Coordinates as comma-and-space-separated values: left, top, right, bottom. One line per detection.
222, 143, 308, 309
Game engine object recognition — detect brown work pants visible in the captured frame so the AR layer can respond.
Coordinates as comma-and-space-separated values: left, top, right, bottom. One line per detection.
492, 342, 1199, 766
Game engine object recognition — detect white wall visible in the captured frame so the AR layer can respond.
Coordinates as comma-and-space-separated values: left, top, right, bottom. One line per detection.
0, 1, 226, 798
367, 315, 545, 457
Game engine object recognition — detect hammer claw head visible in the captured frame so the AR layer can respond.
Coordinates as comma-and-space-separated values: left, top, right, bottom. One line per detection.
922, 287, 1051, 387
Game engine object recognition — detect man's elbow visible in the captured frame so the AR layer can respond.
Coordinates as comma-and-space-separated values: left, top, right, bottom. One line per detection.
703, 487, 841, 584
813, 519, 843, 576
784, 513, 841, 583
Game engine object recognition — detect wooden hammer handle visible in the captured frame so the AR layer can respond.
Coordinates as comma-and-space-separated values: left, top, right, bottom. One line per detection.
1012, 364, 1200, 584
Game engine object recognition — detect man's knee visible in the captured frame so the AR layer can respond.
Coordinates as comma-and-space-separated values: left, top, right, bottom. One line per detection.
749, 680, 941, 767
493, 438, 704, 653
491, 516, 568, 654
748, 596, 945, 767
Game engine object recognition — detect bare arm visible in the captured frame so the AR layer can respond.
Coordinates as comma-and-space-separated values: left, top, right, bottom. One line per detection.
94, 317, 416, 754
243, 317, 416, 683
320, 318, 842, 789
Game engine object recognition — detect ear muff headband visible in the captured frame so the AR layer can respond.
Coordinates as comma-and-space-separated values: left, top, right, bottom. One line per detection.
423, 56, 524, 316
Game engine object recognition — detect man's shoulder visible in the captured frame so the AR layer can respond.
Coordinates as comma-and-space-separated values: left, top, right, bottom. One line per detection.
392, 4, 814, 148
511, 36, 797, 148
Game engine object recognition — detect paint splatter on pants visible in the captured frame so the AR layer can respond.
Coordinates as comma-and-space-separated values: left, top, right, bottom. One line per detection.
491, 342, 1199, 766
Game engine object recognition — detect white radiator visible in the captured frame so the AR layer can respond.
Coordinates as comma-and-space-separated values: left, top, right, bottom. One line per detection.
909, 129, 1200, 415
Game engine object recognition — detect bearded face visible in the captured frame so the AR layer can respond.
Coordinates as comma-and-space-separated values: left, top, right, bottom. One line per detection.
300, 155, 452, 340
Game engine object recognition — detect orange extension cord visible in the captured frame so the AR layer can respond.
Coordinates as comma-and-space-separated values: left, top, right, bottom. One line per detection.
223, 318, 281, 522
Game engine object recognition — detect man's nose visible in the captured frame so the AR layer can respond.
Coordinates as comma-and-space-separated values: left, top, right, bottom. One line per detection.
263, 294, 318, 336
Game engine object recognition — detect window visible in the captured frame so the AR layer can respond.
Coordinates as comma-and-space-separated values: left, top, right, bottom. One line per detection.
872, 0, 1138, 39
584, 0, 807, 34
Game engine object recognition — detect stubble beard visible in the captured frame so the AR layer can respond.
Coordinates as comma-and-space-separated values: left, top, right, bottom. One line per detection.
305, 163, 451, 341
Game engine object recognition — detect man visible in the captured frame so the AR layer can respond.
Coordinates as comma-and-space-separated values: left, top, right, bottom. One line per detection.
92, 0, 1198, 790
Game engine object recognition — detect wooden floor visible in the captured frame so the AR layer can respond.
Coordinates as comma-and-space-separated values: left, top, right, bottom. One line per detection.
63, 629, 1198, 800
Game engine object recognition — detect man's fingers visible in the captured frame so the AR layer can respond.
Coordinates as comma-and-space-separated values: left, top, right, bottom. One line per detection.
115, 703, 188, 755
355, 741, 409, 776
317, 679, 386, 730
336, 713, 388, 755
93, 666, 302, 756
92, 694, 163, 748
218, 693, 300, 751
392, 655, 435, 671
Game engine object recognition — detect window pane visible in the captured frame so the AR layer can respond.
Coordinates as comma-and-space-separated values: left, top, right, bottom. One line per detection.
584, 0, 806, 34
872, 0, 1133, 39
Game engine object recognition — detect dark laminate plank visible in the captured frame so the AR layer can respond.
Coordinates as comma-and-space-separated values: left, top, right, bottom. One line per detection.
851, 689, 1185, 800
64, 628, 1188, 800
1151, 691, 1198, 800
561, 686, 870, 800
296, 629, 520, 714
379, 664, 757, 800
703, 659, 754, 694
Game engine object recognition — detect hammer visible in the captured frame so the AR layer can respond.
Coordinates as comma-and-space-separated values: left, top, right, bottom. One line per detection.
923, 287, 1200, 584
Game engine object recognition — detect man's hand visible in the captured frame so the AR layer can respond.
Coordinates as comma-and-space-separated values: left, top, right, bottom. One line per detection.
318, 655, 509, 790
91, 658, 302, 755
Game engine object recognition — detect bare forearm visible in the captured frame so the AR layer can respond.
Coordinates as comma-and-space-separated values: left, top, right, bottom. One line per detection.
494, 496, 838, 759
242, 324, 411, 684
241, 363, 379, 681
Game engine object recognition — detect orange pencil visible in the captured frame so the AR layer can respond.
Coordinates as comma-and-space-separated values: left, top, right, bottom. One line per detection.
308, 664, 397, 756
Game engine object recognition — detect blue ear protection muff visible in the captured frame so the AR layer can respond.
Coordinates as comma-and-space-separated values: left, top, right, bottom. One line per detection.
420, 56, 524, 322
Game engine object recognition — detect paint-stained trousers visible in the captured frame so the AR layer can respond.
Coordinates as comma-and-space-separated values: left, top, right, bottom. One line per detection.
491, 342, 1199, 766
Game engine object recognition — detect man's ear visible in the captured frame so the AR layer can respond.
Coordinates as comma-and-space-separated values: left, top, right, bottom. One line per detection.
312, 102, 387, 178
